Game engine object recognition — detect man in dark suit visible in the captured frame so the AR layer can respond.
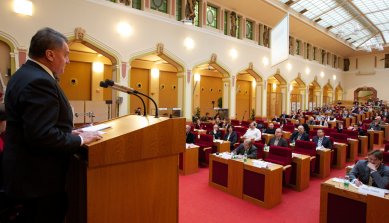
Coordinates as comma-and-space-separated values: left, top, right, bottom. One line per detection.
290, 125, 310, 142
268, 128, 288, 147
263, 122, 276, 134
232, 139, 257, 159
312, 129, 332, 149
224, 125, 237, 151
186, 125, 195, 143
3, 28, 102, 223
209, 124, 222, 140
349, 150, 389, 189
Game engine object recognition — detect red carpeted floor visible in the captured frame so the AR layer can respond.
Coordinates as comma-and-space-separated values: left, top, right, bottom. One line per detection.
178, 150, 377, 223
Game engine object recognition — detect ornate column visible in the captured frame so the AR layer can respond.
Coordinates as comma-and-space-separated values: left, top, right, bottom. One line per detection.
224, 77, 231, 118
255, 82, 263, 116
120, 62, 129, 116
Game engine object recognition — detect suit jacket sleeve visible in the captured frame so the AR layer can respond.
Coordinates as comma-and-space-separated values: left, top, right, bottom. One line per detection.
280, 138, 288, 147
230, 132, 237, 145
248, 146, 257, 159
20, 78, 81, 153
371, 165, 389, 189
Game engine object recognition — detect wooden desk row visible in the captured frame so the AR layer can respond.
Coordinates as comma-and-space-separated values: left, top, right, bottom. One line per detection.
209, 155, 283, 208
320, 179, 389, 223
179, 141, 231, 175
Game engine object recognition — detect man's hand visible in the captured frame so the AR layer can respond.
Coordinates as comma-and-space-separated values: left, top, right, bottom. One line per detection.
354, 179, 362, 186
367, 162, 377, 171
79, 131, 103, 145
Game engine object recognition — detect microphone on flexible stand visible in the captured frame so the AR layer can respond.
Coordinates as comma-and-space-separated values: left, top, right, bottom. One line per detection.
101, 79, 159, 118
99, 81, 147, 116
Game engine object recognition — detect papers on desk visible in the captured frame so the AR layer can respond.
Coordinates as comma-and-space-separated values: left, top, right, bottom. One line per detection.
214, 139, 224, 143
186, 143, 197, 149
217, 152, 232, 160
316, 147, 325, 151
332, 178, 389, 197
358, 185, 389, 198
81, 123, 110, 132
252, 160, 271, 169
292, 153, 302, 158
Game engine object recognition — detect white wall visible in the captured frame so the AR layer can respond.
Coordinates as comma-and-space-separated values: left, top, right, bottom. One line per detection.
344, 53, 389, 101
0, 0, 344, 119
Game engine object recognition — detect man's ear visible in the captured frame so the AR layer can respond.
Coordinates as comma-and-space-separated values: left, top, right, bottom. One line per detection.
46, 49, 55, 62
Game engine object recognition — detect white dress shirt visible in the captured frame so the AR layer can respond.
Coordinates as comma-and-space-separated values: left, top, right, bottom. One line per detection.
243, 128, 261, 141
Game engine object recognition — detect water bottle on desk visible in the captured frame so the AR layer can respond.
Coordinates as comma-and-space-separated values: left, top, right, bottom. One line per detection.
344, 175, 350, 189
243, 150, 248, 162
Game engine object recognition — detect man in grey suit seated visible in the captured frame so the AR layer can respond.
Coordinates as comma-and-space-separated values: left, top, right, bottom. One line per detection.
349, 150, 389, 189
268, 128, 288, 147
232, 138, 257, 159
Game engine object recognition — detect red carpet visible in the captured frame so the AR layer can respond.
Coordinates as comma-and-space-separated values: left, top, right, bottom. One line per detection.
178, 149, 378, 223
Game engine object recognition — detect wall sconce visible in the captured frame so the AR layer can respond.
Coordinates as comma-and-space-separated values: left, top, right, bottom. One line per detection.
151, 68, 159, 79
332, 74, 336, 80
290, 84, 293, 91
92, 62, 104, 73
272, 83, 277, 90
305, 67, 310, 75
286, 63, 292, 71
320, 71, 325, 78
13, 0, 33, 16
184, 37, 195, 50
229, 48, 238, 59
194, 73, 201, 82
116, 21, 133, 37
262, 57, 269, 66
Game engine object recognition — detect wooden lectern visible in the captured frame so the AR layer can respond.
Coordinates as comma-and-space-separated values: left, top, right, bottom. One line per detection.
66, 115, 185, 223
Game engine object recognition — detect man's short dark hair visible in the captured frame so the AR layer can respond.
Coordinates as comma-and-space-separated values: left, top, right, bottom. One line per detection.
368, 150, 383, 161
28, 27, 68, 59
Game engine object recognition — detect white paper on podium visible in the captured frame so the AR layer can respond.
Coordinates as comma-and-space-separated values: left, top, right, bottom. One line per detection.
81, 123, 111, 132
358, 185, 388, 198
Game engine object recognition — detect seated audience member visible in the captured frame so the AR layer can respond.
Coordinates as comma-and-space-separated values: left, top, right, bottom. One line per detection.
185, 125, 195, 144
134, 107, 142, 115
232, 138, 257, 159
224, 125, 237, 151
369, 117, 382, 131
312, 129, 332, 149
306, 117, 315, 125
272, 115, 281, 123
209, 124, 222, 140
349, 150, 389, 189
200, 112, 210, 121
268, 128, 288, 147
220, 118, 229, 128
349, 124, 366, 136
194, 119, 203, 130
290, 111, 299, 120
336, 122, 344, 133
215, 117, 223, 128
342, 110, 350, 118
290, 125, 310, 142
280, 111, 289, 119
263, 123, 276, 134
302, 123, 310, 133
315, 113, 324, 121
243, 122, 261, 142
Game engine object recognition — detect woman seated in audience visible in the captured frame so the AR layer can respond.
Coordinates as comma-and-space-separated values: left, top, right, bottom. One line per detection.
194, 118, 203, 130
224, 125, 237, 151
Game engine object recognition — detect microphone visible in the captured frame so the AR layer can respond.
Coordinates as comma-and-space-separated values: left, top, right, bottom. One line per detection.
105, 79, 138, 94
100, 81, 146, 116
100, 80, 159, 118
